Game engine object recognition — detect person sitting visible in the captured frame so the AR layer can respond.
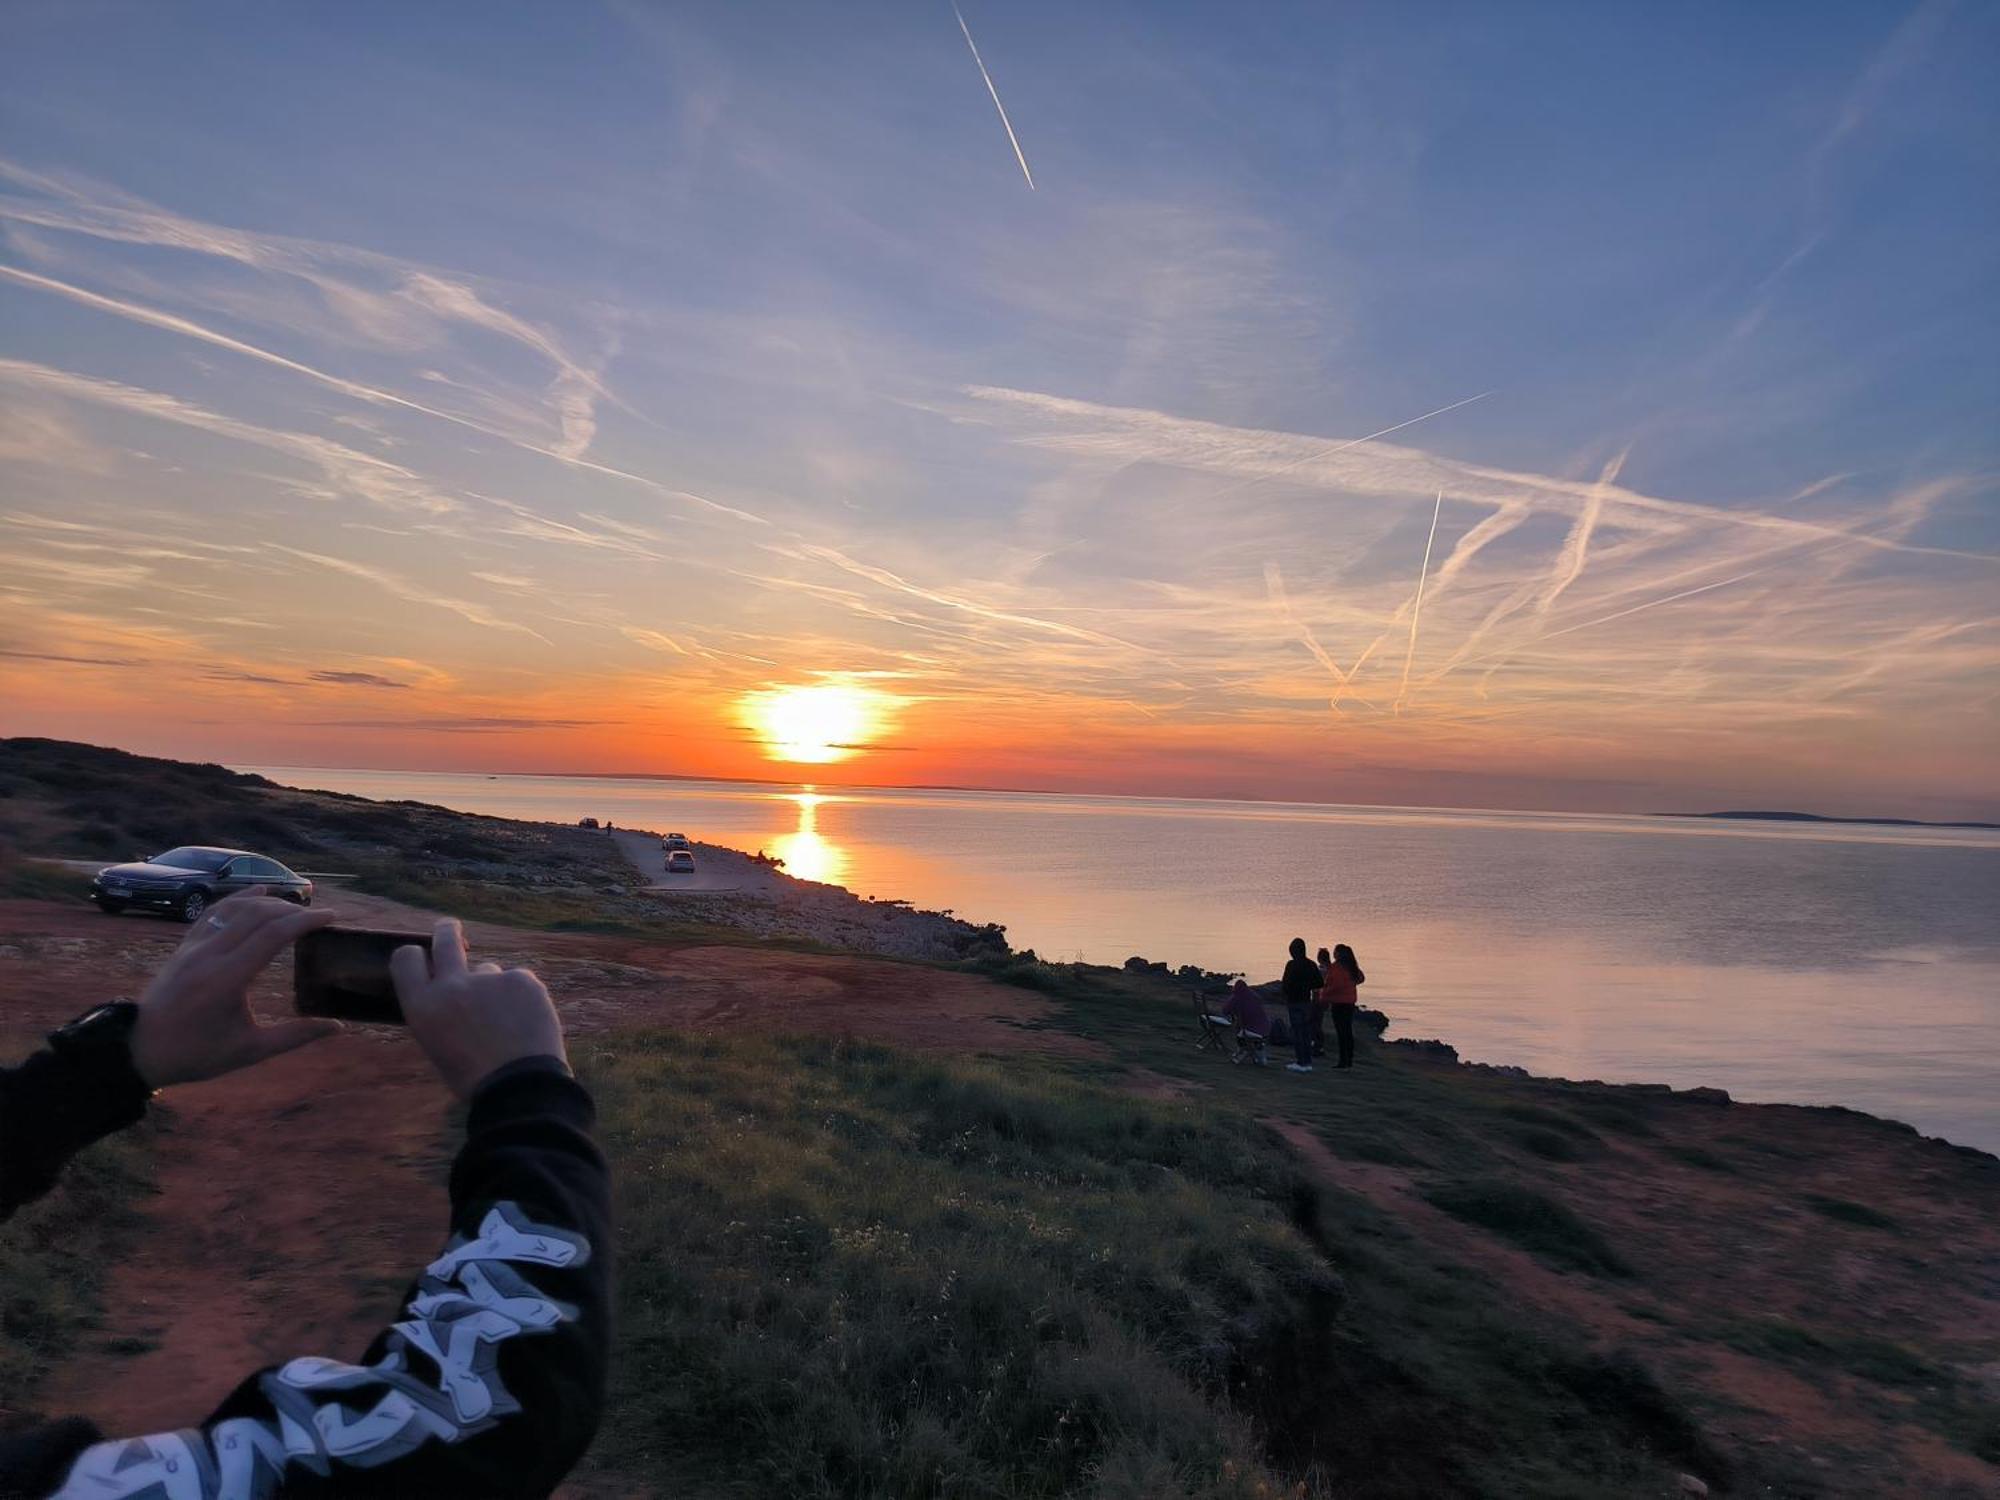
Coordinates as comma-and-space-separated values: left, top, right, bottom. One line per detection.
1219, 979, 1271, 1065
0, 892, 610, 1498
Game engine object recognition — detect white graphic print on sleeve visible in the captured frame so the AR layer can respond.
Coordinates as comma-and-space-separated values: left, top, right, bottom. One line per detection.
50, 1202, 589, 1500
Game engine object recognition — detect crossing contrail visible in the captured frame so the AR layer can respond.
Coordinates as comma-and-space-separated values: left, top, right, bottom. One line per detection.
953, 2, 1036, 190
1204, 389, 1493, 504
1449, 566, 1771, 684
1395, 489, 1445, 716
1532, 567, 1767, 646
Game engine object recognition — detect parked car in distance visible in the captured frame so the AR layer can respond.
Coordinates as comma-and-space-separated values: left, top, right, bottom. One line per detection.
91, 846, 313, 922
663, 832, 691, 849
665, 849, 696, 874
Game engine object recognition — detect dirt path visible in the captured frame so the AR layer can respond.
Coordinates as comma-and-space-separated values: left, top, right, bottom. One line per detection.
607, 828, 790, 896
0, 894, 1096, 1440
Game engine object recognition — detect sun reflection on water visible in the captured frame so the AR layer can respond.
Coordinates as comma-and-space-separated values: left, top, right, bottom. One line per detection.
769, 791, 848, 886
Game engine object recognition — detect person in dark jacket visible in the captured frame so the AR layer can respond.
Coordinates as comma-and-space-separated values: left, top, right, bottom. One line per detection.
1279, 937, 1322, 1073
0, 890, 611, 1499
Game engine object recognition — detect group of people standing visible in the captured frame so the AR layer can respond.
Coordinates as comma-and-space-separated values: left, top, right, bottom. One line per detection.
1222, 937, 1367, 1074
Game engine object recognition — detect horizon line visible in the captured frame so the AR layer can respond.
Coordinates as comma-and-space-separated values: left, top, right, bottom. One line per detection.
229, 757, 2000, 831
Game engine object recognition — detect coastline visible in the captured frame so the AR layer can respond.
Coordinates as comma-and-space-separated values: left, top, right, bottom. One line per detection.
6, 736, 1999, 1494
6, 734, 1990, 1158
597, 821, 2000, 1162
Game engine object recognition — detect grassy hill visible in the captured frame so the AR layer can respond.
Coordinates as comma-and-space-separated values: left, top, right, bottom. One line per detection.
0, 735, 609, 881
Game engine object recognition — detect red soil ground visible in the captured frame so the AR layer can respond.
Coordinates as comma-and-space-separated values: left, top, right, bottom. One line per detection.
0, 890, 1094, 1448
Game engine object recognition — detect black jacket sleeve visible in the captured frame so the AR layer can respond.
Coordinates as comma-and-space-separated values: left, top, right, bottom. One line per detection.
29, 1058, 612, 1499
0, 1043, 150, 1223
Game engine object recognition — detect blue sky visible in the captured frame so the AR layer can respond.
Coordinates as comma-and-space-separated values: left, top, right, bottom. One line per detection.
2, 1, 1996, 815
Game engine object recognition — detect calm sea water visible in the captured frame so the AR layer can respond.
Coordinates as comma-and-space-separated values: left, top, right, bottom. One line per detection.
245, 766, 2000, 1154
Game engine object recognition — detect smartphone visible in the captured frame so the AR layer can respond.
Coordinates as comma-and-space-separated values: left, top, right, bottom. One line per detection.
294, 927, 430, 1024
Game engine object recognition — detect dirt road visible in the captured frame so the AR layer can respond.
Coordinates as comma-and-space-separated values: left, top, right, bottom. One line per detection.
608, 828, 790, 896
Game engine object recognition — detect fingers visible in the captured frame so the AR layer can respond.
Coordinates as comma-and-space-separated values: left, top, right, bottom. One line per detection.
198, 890, 291, 957
390, 941, 433, 1005
246, 1016, 344, 1065
473, 961, 502, 975
431, 917, 469, 979
221, 904, 337, 979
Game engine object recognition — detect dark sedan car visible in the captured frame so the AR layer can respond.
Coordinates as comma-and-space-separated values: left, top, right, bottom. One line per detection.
91, 846, 313, 922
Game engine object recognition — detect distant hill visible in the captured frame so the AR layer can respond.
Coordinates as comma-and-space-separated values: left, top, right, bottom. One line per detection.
1658, 809, 2000, 831
0, 736, 603, 872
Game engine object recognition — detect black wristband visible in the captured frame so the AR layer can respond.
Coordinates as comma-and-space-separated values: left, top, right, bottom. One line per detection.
46, 1001, 153, 1109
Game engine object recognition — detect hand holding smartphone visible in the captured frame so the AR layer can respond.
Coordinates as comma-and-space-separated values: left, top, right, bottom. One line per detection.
294, 927, 431, 1024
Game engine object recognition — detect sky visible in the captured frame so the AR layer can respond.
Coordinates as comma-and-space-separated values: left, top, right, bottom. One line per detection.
1, 1, 1996, 819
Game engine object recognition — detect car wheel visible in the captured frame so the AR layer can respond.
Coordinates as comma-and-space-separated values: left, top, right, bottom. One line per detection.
179, 890, 209, 924
95, 899, 127, 915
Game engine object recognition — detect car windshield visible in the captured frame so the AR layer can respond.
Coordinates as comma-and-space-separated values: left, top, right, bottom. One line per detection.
150, 847, 232, 872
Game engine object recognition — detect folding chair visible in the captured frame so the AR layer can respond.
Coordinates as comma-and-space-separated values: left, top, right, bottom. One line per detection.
1194, 990, 1238, 1056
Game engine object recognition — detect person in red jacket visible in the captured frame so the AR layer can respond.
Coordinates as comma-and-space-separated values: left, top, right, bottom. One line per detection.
1312, 946, 1336, 1058
1322, 942, 1366, 1069
0, 891, 611, 1499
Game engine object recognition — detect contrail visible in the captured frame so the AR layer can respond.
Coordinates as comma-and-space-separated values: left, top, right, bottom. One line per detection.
1263, 560, 1350, 711
1395, 489, 1445, 716
953, 2, 1036, 190
1451, 566, 1771, 684
1533, 567, 1767, 647
1206, 389, 1494, 504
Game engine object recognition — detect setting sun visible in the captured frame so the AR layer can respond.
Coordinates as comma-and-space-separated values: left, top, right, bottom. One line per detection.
741, 683, 883, 764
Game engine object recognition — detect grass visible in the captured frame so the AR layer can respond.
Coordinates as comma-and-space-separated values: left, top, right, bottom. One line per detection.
1730, 1319, 1941, 1388
1662, 1144, 1738, 1174
1506, 1127, 1589, 1162
349, 865, 700, 936
579, 1034, 1323, 1498
1419, 1180, 1635, 1279
574, 1033, 1715, 1499
0, 851, 80, 904
1803, 1194, 1900, 1230
1723, 1318, 2000, 1462
0, 1122, 154, 1416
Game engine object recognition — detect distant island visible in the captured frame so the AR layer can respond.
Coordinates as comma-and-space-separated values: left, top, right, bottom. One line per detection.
1659, 809, 2000, 830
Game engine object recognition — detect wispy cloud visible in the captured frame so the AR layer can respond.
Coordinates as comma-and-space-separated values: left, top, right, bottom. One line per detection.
309, 669, 411, 688
302, 716, 613, 733
0, 648, 138, 667
0, 356, 464, 512
268, 545, 550, 642
0, 157, 622, 457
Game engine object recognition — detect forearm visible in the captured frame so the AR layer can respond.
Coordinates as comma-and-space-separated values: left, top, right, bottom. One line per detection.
0, 1042, 150, 1222
43, 1060, 612, 1499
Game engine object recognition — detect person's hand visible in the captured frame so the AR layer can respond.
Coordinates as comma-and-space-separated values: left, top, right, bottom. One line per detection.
129, 889, 344, 1090
391, 918, 566, 1100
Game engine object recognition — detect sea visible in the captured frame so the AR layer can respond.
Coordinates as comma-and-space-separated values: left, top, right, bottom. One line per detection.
243, 766, 2000, 1155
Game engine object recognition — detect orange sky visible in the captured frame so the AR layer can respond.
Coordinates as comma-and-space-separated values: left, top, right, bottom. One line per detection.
3, 20, 1998, 823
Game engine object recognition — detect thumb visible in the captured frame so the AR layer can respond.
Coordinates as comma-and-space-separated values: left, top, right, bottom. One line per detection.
248, 1016, 345, 1064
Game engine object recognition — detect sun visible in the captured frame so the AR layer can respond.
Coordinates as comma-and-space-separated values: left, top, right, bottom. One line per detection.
741, 683, 881, 764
